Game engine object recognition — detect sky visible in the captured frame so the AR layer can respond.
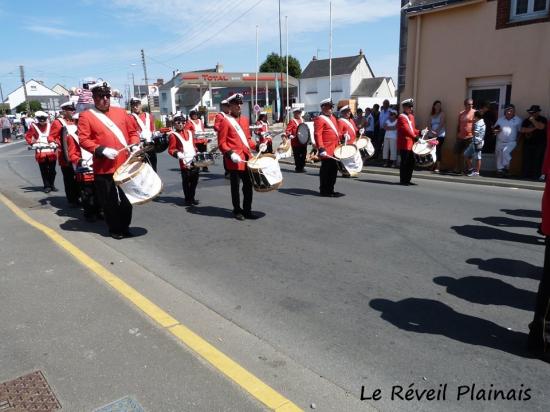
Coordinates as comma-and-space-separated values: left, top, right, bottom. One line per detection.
0, 0, 401, 100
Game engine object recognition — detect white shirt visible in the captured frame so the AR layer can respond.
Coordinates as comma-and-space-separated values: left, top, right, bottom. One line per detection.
495, 115, 522, 143
384, 119, 397, 139
366, 114, 375, 132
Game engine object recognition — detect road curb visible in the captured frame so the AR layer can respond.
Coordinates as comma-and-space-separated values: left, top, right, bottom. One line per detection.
279, 160, 544, 191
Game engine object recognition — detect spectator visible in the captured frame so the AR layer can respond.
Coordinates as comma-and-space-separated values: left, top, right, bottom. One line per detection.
354, 108, 365, 131
365, 108, 374, 139
454, 98, 475, 174
1, 112, 12, 143
382, 109, 398, 167
520, 105, 547, 180
494, 104, 522, 177
428, 100, 446, 173
379, 100, 390, 157
372, 104, 381, 157
464, 111, 485, 177
479, 101, 497, 153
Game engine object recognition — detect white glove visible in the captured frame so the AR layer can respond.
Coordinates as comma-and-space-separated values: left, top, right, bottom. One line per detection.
421, 127, 429, 137
259, 143, 268, 153
275, 152, 282, 160
177, 152, 186, 160
184, 154, 195, 165
359, 128, 365, 135
49, 142, 58, 149
129, 144, 140, 153
344, 133, 350, 143
230, 152, 242, 164
102, 147, 118, 160
141, 130, 153, 143
319, 150, 328, 158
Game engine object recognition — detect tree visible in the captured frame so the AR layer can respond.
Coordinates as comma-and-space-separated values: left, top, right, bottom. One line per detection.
259, 53, 302, 78
15, 100, 42, 113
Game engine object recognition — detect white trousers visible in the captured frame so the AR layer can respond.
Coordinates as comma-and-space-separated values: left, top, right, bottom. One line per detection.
383, 137, 397, 161
495, 141, 516, 171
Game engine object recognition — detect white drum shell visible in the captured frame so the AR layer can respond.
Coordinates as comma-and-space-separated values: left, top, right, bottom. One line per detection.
114, 162, 163, 205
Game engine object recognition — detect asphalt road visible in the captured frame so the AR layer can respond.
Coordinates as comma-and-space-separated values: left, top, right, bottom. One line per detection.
1, 140, 547, 412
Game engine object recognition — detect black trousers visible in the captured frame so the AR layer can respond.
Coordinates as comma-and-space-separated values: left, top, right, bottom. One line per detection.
181, 168, 199, 201
400, 150, 415, 184
528, 237, 550, 354
229, 170, 253, 214
523, 142, 546, 179
38, 159, 57, 189
80, 181, 100, 218
293, 145, 307, 171
319, 158, 338, 195
94, 174, 132, 234
61, 165, 80, 204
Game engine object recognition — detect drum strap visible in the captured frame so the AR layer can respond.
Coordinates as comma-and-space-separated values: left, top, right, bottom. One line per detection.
32, 122, 51, 145
192, 119, 203, 132
292, 118, 302, 127
90, 108, 128, 149
399, 114, 415, 136
132, 113, 153, 142
339, 118, 356, 134
319, 115, 340, 137
226, 115, 250, 150
173, 131, 196, 157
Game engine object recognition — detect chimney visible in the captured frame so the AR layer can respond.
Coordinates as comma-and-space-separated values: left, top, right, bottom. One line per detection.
312, 56, 317, 61
156, 78, 164, 86
216, 63, 224, 73
359, 49, 364, 55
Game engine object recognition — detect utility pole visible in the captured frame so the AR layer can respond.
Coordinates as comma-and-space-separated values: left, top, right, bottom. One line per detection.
20, 65, 29, 112
0, 83, 4, 107
140, 49, 152, 112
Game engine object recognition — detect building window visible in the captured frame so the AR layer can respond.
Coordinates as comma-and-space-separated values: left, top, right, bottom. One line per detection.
510, 0, 549, 20
161, 92, 167, 102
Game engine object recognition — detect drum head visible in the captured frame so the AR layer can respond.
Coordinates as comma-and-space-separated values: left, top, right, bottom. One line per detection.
113, 160, 143, 183
355, 138, 368, 150
333, 144, 358, 160
248, 155, 276, 170
413, 141, 432, 155
296, 123, 310, 145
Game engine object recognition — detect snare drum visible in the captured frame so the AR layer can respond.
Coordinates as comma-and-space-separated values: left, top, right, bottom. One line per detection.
193, 152, 215, 167
296, 122, 315, 146
412, 140, 437, 168
355, 137, 375, 160
247, 154, 283, 192
333, 144, 363, 176
113, 155, 163, 205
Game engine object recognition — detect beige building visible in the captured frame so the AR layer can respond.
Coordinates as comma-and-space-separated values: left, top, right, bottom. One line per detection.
401, 0, 550, 171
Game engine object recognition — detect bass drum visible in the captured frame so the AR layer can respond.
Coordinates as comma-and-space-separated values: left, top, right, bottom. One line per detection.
296, 122, 315, 146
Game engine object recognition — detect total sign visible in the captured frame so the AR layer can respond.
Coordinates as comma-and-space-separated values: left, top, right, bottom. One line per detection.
200, 74, 229, 82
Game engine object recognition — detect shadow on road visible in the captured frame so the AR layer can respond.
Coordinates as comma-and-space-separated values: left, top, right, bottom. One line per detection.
369, 297, 530, 358
278, 188, 320, 197
501, 209, 541, 219
185, 205, 262, 220
466, 258, 542, 280
473, 216, 539, 229
357, 179, 400, 186
153, 195, 186, 207
21, 185, 47, 193
433, 276, 536, 311
451, 225, 544, 245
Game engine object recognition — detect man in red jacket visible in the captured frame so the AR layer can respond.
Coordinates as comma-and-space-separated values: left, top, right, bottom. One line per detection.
130, 97, 158, 172
284, 107, 306, 172
167, 114, 200, 206
78, 82, 140, 239
529, 125, 550, 363
315, 98, 344, 197
25, 111, 57, 193
49, 101, 80, 205
217, 93, 265, 220
397, 98, 420, 186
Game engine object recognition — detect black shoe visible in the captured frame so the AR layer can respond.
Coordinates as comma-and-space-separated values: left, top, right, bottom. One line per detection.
192, 199, 200, 205
122, 230, 134, 238
110, 232, 124, 240
234, 213, 245, 221
331, 192, 345, 197
320, 192, 332, 197
243, 212, 259, 220
408, 182, 417, 186
44, 187, 51, 193
184, 199, 193, 206
51, 186, 59, 192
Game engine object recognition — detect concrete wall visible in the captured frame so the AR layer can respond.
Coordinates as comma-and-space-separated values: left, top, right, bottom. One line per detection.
402, 2, 550, 172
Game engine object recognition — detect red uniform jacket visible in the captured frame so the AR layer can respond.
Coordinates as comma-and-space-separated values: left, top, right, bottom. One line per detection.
167, 129, 198, 171
25, 122, 56, 163
214, 112, 226, 132
255, 121, 272, 145
186, 118, 206, 145
78, 107, 140, 175
66, 132, 94, 182
397, 113, 419, 151
338, 117, 358, 145
314, 114, 340, 157
218, 115, 256, 172
48, 118, 74, 167
286, 117, 305, 148
541, 127, 550, 235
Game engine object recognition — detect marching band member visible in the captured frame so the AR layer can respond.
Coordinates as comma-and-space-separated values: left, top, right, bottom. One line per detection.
25, 111, 58, 193
284, 107, 306, 173
129, 97, 158, 172
65, 113, 100, 221
397, 98, 421, 186
218, 93, 266, 220
78, 81, 140, 239
338, 105, 358, 145
215, 99, 231, 178
168, 115, 200, 206
186, 110, 209, 172
315, 98, 344, 197
48, 102, 80, 206
254, 112, 273, 153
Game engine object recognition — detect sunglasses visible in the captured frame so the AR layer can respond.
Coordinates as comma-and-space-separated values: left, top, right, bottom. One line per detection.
174, 121, 184, 124
37, 117, 48, 121
97, 94, 111, 99
63, 107, 76, 111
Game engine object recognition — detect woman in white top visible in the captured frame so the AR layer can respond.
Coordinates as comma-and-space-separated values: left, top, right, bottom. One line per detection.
429, 100, 446, 172
383, 110, 398, 167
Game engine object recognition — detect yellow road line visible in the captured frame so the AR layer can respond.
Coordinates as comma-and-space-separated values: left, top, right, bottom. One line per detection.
0, 192, 302, 412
